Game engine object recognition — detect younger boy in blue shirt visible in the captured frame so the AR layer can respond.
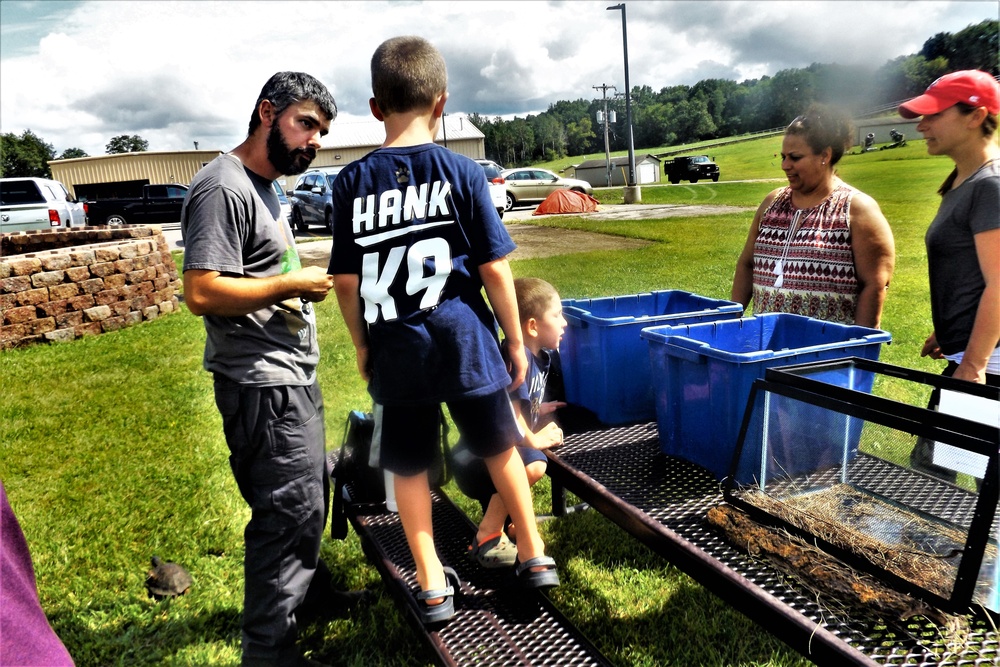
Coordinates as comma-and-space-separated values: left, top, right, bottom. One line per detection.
329, 36, 559, 626
452, 278, 568, 568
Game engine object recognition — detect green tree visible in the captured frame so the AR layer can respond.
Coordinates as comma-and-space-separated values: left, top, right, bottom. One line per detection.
876, 54, 950, 103
530, 113, 565, 160
58, 147, 89, 160
1, 129, 56, 178
106, 134, 149, 154
565, 116, 596, 157
509, 118, 534, 165
672, 98, 717, 144
950, 20, 999, 74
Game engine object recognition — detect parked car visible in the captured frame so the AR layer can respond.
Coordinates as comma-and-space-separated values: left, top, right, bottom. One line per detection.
289, 166, 342, 232
0, 177, 86, 233
474, 159, 506, 220
84, 183, 188, 226
500, 168, 593, 212
273, 180, 291, 224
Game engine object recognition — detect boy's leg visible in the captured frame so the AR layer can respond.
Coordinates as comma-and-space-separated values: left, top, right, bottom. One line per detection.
478, 493, 508, 541
378, 404, 450, 604
484, 448, 546, 564
448, 392, 549, 566
393, 470, 447, 601
480, 452, 546, 543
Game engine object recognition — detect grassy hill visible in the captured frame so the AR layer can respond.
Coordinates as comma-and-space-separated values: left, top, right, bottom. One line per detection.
1, 133, 971, 667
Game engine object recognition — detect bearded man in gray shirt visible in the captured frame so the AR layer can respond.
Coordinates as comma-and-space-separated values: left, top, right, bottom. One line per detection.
182, 71, 364, 667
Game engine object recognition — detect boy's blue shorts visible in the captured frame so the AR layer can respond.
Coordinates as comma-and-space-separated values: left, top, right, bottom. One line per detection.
379, 388, 522, 476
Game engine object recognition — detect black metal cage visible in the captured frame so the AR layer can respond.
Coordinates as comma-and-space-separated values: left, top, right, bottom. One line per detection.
723, 358, 999, 618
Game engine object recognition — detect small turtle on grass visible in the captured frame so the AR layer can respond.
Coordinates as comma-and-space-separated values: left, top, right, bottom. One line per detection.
145, 556, 193, 599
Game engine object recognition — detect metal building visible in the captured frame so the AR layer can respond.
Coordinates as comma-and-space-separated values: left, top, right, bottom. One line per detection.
573, 154, 661, 188
50, 150, 223, 199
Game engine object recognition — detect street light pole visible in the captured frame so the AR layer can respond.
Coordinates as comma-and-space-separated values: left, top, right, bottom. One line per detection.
607, 2, 640, 203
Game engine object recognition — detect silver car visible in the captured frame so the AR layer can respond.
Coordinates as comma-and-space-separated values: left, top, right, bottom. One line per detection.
500, 168, 593, 212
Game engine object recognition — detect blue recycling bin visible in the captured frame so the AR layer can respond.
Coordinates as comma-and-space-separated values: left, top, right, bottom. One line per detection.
640, 313, 891, 479
560, 290, 743, 425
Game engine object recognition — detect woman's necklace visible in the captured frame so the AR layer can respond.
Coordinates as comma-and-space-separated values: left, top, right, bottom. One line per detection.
774, 208, 805, 289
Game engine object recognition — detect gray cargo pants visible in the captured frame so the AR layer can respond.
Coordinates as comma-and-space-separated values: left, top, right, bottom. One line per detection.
214, 376, 330, 665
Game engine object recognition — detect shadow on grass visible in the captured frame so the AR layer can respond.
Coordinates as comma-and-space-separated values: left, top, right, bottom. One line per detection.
544, 509, 809, 667
51, 605, 241, 666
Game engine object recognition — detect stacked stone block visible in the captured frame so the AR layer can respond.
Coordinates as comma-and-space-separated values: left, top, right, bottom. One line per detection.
1, 227, 180, 349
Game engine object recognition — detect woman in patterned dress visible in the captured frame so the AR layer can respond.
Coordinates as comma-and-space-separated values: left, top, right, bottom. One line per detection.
731, 104, 896, 328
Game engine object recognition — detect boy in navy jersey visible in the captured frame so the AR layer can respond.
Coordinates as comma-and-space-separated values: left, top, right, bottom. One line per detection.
329, 36, 558, 626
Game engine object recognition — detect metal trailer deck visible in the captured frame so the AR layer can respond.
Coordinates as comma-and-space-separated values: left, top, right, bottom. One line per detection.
340, 485, 613, 667
545, 421, 1000, 667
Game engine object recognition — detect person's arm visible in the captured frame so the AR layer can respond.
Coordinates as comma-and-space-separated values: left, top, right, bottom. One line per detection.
333, 273, 370, 382
849, 192, 896, 329
183, 266, 334, 317
731, 190, 777, 309
511, 398, 564, 450
952, 228, 1000, 383
479, 257, 526, 391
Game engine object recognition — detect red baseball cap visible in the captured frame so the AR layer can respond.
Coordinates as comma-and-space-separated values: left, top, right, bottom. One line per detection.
899, 70, 1000, 119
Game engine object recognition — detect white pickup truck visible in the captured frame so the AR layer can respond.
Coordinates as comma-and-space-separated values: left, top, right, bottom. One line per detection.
0, 177, 87, 233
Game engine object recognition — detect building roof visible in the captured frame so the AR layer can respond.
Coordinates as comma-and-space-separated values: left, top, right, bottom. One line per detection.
323, 114, 484, 149
575, 154, 660, 170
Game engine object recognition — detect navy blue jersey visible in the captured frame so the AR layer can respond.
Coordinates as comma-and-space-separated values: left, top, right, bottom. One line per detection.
508, 345, 553, 432
329, 143, 517, 405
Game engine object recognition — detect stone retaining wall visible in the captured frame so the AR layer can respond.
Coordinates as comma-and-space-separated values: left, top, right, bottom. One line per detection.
1, 227, 180, 349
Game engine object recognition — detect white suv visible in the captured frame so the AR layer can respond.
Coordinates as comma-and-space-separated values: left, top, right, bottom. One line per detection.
0, 177, 87, 233
474, 159, 506, 220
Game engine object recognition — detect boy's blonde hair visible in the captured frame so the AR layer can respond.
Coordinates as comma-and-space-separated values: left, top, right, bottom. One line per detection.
371, 36, 447, 116
515, 278, 559, 324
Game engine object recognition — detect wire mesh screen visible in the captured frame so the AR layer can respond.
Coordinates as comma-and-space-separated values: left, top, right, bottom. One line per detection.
724, 359, 999, 616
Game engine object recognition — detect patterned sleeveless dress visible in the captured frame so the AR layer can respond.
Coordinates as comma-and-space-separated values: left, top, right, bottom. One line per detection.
751, 183, 858, 323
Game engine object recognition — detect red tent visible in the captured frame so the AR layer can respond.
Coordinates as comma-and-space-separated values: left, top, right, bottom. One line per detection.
532, 189, 599, 215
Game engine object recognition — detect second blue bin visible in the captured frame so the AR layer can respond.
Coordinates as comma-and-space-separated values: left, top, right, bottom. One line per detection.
639, 313, 892, 479
560, 290, 743, 425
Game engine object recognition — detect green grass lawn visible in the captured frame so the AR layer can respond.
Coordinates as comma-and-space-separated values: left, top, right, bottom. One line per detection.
0, 136, 962, 666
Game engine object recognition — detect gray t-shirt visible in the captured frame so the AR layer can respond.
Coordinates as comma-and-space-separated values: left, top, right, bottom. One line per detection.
182, 154, 318, 385
925, 159, 1000, 356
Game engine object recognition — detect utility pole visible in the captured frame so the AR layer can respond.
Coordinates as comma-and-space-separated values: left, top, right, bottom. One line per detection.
593, 83, 616, 187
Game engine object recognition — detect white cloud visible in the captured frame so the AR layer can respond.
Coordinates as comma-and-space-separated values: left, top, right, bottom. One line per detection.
0, 0, 994, 156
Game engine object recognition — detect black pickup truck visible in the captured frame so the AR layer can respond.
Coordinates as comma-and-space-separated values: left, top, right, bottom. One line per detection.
85, 183, 188, 226
663, 155, 720, 184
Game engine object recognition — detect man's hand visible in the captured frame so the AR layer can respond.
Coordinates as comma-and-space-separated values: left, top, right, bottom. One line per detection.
920, 332, 944, 360
296, 265, 335, 302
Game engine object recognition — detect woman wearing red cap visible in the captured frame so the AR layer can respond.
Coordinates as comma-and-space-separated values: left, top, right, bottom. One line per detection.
900, 70, 1000, 386
900, 70, 999, 479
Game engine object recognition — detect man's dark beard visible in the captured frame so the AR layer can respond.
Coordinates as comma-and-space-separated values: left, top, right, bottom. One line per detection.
266, 122, 316, 176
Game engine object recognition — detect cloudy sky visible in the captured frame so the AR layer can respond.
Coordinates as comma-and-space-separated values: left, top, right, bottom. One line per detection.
1, 0, 995, 156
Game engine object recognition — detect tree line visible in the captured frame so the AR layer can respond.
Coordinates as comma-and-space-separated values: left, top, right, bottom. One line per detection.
2, 19, 994, 179
471, 19, 997, 166
1, 133, 148, 179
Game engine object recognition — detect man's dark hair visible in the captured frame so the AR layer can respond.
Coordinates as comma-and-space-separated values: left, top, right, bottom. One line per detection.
248, 71, 337, 136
